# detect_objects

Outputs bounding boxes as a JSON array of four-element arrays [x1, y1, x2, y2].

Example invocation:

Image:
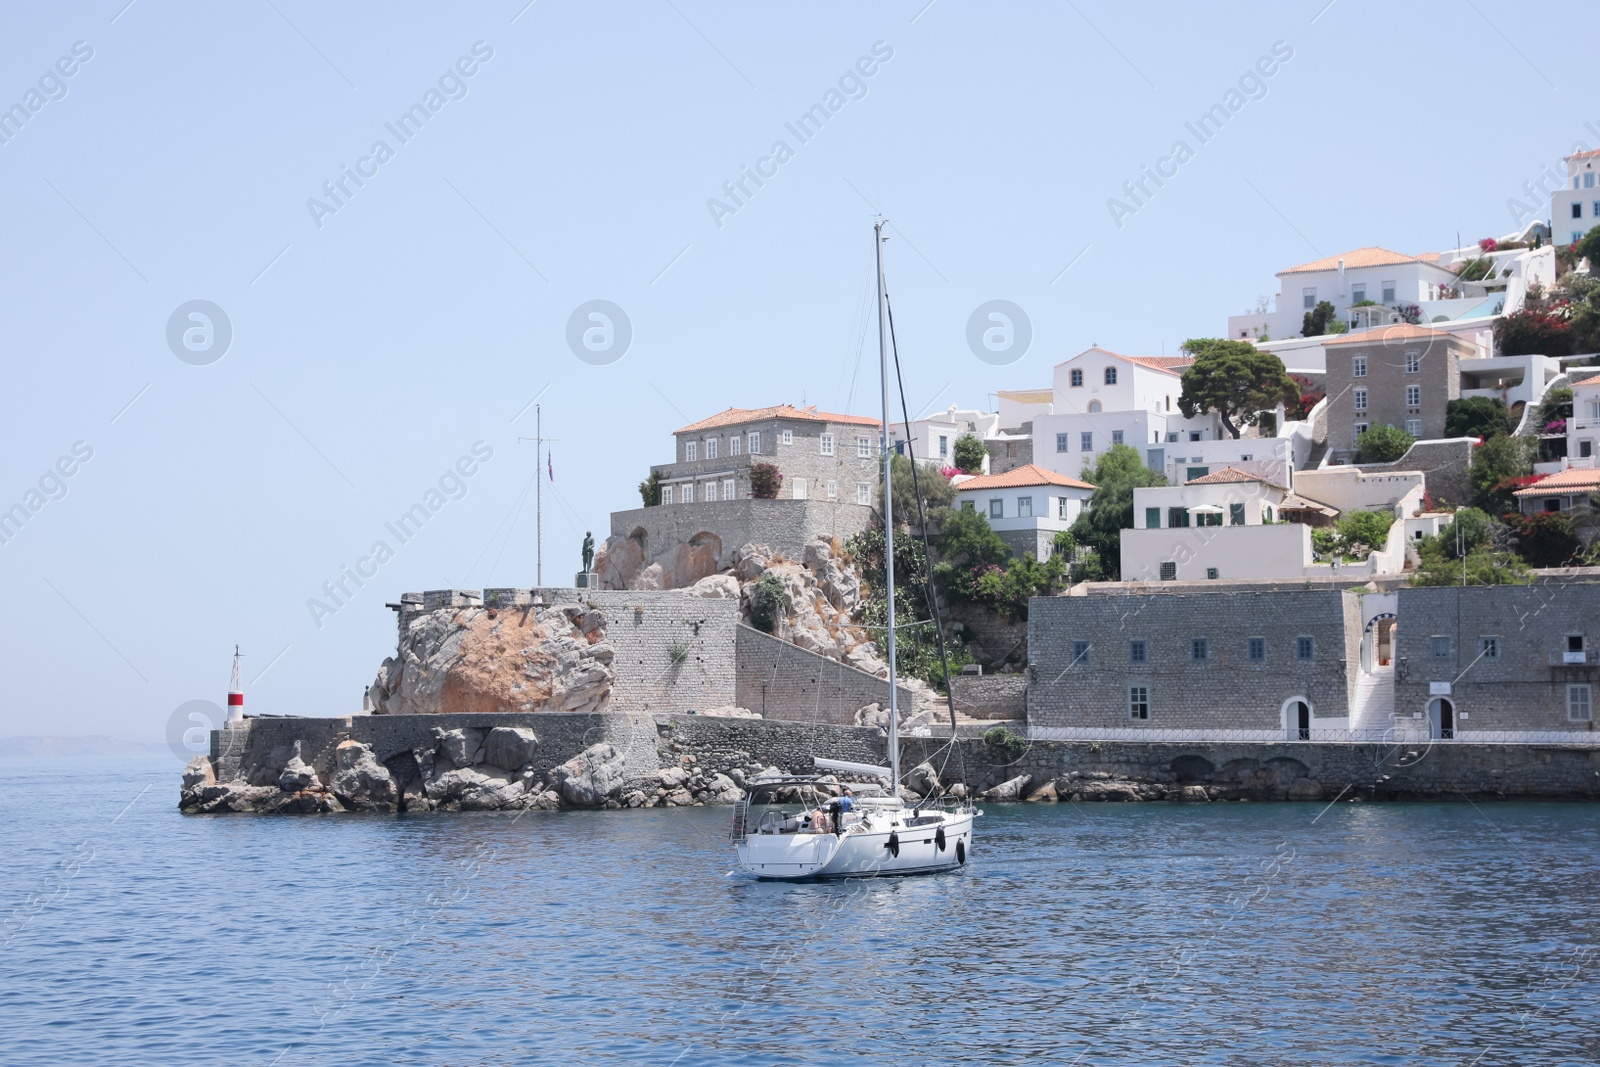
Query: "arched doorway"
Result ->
[[1427, 697, 1455, 740], [1281, 696, 1313, 741]]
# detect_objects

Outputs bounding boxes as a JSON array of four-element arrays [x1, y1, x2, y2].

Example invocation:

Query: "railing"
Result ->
[[1549, 650, 1596, 666]]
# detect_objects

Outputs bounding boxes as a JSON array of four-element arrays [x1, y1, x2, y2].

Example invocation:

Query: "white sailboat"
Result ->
[[731, 221, 979, 879]]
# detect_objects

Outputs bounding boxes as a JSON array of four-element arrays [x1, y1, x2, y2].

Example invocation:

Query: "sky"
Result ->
[[0, 0, 1593, 745]]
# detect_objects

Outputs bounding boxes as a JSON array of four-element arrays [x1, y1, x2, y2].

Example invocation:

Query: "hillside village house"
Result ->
[[1119, 466, 1420, 583], [1514, 467, 1600, 516], [888, 405, 1000, 473], [1321, 325, 1472, 457], [1571, 372, 1600, 468], [953, 464, 1095, 560], [1226, 244, 1554, 345], [1553, 147, 1600, 247], [652, 405, 882, 507]]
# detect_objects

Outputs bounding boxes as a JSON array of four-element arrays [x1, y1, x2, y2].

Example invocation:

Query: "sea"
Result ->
[[2, 752, 1597, 1066]]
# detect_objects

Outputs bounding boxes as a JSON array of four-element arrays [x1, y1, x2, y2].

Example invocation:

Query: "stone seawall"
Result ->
[[185, 713, 1600, 813], [735, 625, 915, 724]]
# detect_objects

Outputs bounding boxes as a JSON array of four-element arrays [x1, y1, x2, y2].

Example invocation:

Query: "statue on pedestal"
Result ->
[[581, 531, 595, 574]]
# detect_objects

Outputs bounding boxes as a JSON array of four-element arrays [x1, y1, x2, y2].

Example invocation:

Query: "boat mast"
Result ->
[[875, 219, 900, 793]]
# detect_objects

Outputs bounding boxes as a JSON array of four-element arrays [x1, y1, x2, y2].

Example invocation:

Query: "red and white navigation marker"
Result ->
[[226, 644, 244, 722]]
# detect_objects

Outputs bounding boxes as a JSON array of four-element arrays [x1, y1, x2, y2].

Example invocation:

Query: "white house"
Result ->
[[888, 405, 1000, 471], [1570, 371, 1600, 468], [1514, 466, 1600, 515], [1120, 467, 1420, 583], [994, 388, 1053, 430], [953, 464, 1095, 560], [1029, 347, 1218, 477], [1228, 247, 1463, 343], [1554, 147, 1600, 248]]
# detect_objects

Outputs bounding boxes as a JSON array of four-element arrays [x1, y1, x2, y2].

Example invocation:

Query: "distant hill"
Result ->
[[0, 735, 168, 758]]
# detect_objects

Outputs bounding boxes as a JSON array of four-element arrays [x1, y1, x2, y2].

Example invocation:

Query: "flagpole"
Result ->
[[537, 403, 543, 586]]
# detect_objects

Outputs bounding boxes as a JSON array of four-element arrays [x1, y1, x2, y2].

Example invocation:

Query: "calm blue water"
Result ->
[[2, 753, 1598, 1066]]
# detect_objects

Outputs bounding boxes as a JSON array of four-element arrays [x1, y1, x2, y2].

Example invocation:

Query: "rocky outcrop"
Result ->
[[369, 602, 615, 716]]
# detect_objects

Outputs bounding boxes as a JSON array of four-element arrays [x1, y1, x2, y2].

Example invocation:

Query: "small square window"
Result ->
[[685, 441, 698, 461], [729, 435, 742, 456], [855, 483, 870, 505], [781, 429, 793, 446], [1229, 503, 1245, 526], [1480, 637, 1499, 660], [1405, 419, 1422, 436], [1574, 203, 1584, 220], [1432, 636, 1450, 658], [1383, 282, 1396, 303], [748, 431, 761, 453], [1070, 369, 1084, 387], [1570, 684, 1593, 722], [1112, 430, 1124, 445], [1057, 497, 1070, 520], [1247, 637, 1265, 662], [1205, 567, 1219, 580], [704, 481, 718, 502], [682, 483, 694, 503], [1159, 562, 1176, 581], [1568, 635, 1585, 652], [1353, 388, 1368, 412], [1129, 686, 1150, 720], [662, 486, 673, 505], [706, 437, 719, 460], [723, 478, 736, 500], [856, 435, 871, 458], [989, 499, 1003, 519], [938, 435, 948, 458], [826, 480, 838, 499], [1405, 351, 1420, 373], [1145, 507, 1161, 528], [1056, 433, 1069, 453], [1072, 640, 1090, 666], [1104, 367, 1118, 385], [1303, 287, 1316, 310], [1018, 496, 1033, 517], [1406, 384, 1421, 408], [1191, 638, 1209, 662], [1296, 636, 1314, 661], [1129, 640, 1147, 664]]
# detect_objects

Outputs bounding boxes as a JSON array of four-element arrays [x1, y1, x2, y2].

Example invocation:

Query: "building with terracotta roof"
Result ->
[[1514, 467, 1600, 516], [952, 464, 1096, 560], [1118, 465, 1421, 583], [887, 405, 1001, 473], [1569, 372, 1600, 469], [650, 404, 883, 508]]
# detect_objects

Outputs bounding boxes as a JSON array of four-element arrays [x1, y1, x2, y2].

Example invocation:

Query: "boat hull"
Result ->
[[736, 811, 975, 880]]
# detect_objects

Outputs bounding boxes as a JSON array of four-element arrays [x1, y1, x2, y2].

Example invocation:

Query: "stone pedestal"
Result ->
[[575, 572, 599, 589]]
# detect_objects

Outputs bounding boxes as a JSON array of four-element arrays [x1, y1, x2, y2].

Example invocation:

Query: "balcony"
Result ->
[[1549, 650, 1595, 666]]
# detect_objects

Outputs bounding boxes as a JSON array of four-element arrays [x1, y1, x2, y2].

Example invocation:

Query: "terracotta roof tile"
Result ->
[[955, 464, 1096, 492], [1572, 373, 1600, 387], [675, 405, 880, 435], [1278, 246, 1426, 275], [1185, 466, 1266, 485], [1567, 148, 1600, 161], [1513, 468, 1600, 497], [1324, 323, 1454, 346]]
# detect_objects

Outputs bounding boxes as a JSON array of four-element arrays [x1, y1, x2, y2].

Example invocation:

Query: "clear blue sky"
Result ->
[[0, 0, 1590, 742]]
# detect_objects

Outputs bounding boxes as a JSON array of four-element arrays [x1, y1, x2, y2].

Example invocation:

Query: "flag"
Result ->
[[547, 450, 554, 482]]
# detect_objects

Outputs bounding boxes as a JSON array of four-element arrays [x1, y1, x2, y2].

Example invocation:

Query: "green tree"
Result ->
[[1335, 509, 1396, 553], [748, 572, 787, 633], [1444, 396, 1510, 439], [638, 471, 662, 507], [1354, 425, 1415, 463], [936, 504, 1011, 567], [1411, 541, 1531, 586], [1067, 444, 1166, 580], [1578, 224, 1600, 271], [1302, 300, 1337, 337], [1502, 511, 1583, 567], [1469, 434, 1534, 513], [889, 453, 954, 530], [951, 433, 987, 475], [1175, 339, 1298, 439]]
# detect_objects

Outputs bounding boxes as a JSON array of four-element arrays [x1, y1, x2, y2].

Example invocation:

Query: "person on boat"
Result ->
[[828, 788, 854, 836], [808, 807, 831, 834]]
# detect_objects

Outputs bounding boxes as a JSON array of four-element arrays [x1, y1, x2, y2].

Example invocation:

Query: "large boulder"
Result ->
[[983, 774, 1032, 801], [330, 740, 398, 811], [482, 727, 538, 771], [551, 742, 627, 807], [182, 756, 215, 792], [687, 574, 740, 599], [906, 761, 941, 797]]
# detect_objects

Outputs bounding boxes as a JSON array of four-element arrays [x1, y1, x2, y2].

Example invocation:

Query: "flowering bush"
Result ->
[[1478, 237, 1498, 253], [1397, 304, 1422, 325], [938, 464, 960, 479], [1545, 418, 1567, 435], [748, 461, 783, 499]]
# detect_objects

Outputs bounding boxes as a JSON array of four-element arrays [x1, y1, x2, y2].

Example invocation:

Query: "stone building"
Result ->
[[1323, 325, 1472, 456], [1391, 582, 1599, 742], [1028, 586, 1359, 741], [652, 404, 882, 507]]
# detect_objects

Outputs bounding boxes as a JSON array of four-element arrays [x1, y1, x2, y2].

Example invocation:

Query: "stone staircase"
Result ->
[[1348, 669, 1396, 740]]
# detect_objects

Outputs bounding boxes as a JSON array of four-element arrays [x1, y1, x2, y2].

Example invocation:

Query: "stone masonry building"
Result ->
[[652, 404, 883, 508], [1324, 324, 1471, 457]]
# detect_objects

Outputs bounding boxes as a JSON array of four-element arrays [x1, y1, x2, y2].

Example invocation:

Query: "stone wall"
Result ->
[[949, 674, 1027, 720], [602, 499, 873, 589], [735, 624, 915, 724], [1393, 582, 1600, 740], [582, 590, 740, 713], [900, 736, 1600, 800], [1350, 438, 1475, 507], [1027, 588, 1355, 738], [987, 437, 1033, 475]]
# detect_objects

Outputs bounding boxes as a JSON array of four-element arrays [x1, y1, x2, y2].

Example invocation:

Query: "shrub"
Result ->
[[1502, 511, 1583, 567], [1494, 310, 1573, 357], [1287, 374, 1325, 420], [1302, 300, 1337, 337], [1397, 304, 1422, 324], [1443, 396, 1509, 439], [667, 640, 690, 663], [1458, 257, 1493, 282], [982, 726, 1029, 763], [1470, 434, 1535, 512], [748, 572, 787, 633], [638, 471, 662, 507], [748, 461, 783, 499], [1354, 425, 1415, 463]]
